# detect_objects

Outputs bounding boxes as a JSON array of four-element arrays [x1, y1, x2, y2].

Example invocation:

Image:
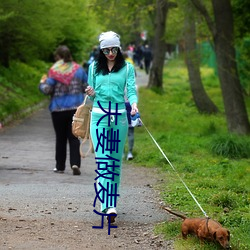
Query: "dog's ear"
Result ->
[[227, 230, 230, 240], [213, 231, 217, 240]]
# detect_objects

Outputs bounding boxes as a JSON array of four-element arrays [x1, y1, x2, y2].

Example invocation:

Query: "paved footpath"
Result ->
[[0, 70, 173, 249]]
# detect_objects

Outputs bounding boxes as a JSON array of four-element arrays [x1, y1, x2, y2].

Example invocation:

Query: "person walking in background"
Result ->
[[134, 44, 144, 69], [83, 46, 99, 73], [123, 51, 134, 67], [88, 46, 99, 64], [123, 51, 137, 160], [143, 44, 152, 74], [125, 101, 135, 160], [39, 45, 88, 175], [85, 31, 138, 223]]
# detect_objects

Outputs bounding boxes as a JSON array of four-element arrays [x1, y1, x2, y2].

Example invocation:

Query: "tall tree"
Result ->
[[184, 1, 218, 114], [191, 0, 250, 134], [148, 0, 176, 89]]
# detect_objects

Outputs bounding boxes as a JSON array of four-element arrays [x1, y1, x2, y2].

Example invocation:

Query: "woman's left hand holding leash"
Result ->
[[85, 86, 96, 97], [131, 103, 138, 116]]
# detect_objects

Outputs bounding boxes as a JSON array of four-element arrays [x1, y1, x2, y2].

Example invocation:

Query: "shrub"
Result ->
[[210, 191, 237, 209], [210, 135, 250, 158]]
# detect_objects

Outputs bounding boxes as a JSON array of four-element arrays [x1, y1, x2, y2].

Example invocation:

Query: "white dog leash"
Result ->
[[139, 118, 209, 218]]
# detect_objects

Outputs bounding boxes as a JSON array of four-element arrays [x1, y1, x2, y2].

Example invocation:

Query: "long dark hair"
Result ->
[[95, 48, 126, 75], [54, 45, 73, 63]]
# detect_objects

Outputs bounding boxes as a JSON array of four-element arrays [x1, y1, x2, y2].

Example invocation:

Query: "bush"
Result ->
[[210, 134, 250, 159], [0, 60, 49, 123], [210, 191, 237, 209]]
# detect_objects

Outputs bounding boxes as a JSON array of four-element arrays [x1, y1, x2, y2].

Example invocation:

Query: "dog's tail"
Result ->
[[162, 206, 187, 220]]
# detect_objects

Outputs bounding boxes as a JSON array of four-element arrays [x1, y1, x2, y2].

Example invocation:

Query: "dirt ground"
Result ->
[[0, 70, 174, 250]]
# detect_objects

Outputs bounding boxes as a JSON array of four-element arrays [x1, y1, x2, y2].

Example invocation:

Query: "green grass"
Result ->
[[0, 60, 50, 123], [129, 58, 250, 250]]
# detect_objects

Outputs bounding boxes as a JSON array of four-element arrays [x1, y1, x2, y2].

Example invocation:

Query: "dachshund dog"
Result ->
[[162, 207, 231, 249]]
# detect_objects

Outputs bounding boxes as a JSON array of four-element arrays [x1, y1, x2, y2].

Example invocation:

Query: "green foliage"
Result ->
[[0, 0, 100, 66], [165, 0, 213, 45], [210, 134, 250, 159], [129, 58, 250, 249], [165, 2, 184, 44], [232, 0, 250, 39], [210, 191, 238, 209], [91, 0, 155, 46], [0, 60, 49, 122], [236, 37, 250, 95]]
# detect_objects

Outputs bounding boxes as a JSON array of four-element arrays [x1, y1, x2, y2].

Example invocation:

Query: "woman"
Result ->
[[39, 45, 88, 175], [86, 31, 138, 223]]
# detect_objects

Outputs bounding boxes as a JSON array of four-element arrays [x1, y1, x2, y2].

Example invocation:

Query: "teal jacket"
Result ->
[[87, 62, 138, 110]]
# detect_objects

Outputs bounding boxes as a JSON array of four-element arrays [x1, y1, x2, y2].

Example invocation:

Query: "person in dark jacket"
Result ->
[[143, 44, 152, 74]]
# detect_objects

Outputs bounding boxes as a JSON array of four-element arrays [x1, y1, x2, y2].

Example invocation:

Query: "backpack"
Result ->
[[72, 95, 93, 158]]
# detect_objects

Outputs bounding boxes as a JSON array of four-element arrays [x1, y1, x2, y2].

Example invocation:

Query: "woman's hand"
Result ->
[[131, 103, 138, 116], [40, 74, 47, 83], [85, 86, 96, 97]]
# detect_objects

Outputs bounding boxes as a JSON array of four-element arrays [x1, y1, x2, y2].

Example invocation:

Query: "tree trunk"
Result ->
[[212, 0, 250, 134], [147, 0, 169, 90], [184, 4, 218, 114], [191, 0, 250, 134]]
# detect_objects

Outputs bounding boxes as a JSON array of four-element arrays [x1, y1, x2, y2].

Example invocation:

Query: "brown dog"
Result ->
[[162, 207, 231, 249]]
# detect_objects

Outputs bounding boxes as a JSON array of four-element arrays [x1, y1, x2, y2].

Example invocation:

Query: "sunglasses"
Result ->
[[102, 47, 119, 55]]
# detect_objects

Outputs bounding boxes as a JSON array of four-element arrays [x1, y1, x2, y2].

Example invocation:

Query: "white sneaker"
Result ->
[[106, 207, 117, 223], [127, 152, 133, 160], [53, 168, 64, 173]]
